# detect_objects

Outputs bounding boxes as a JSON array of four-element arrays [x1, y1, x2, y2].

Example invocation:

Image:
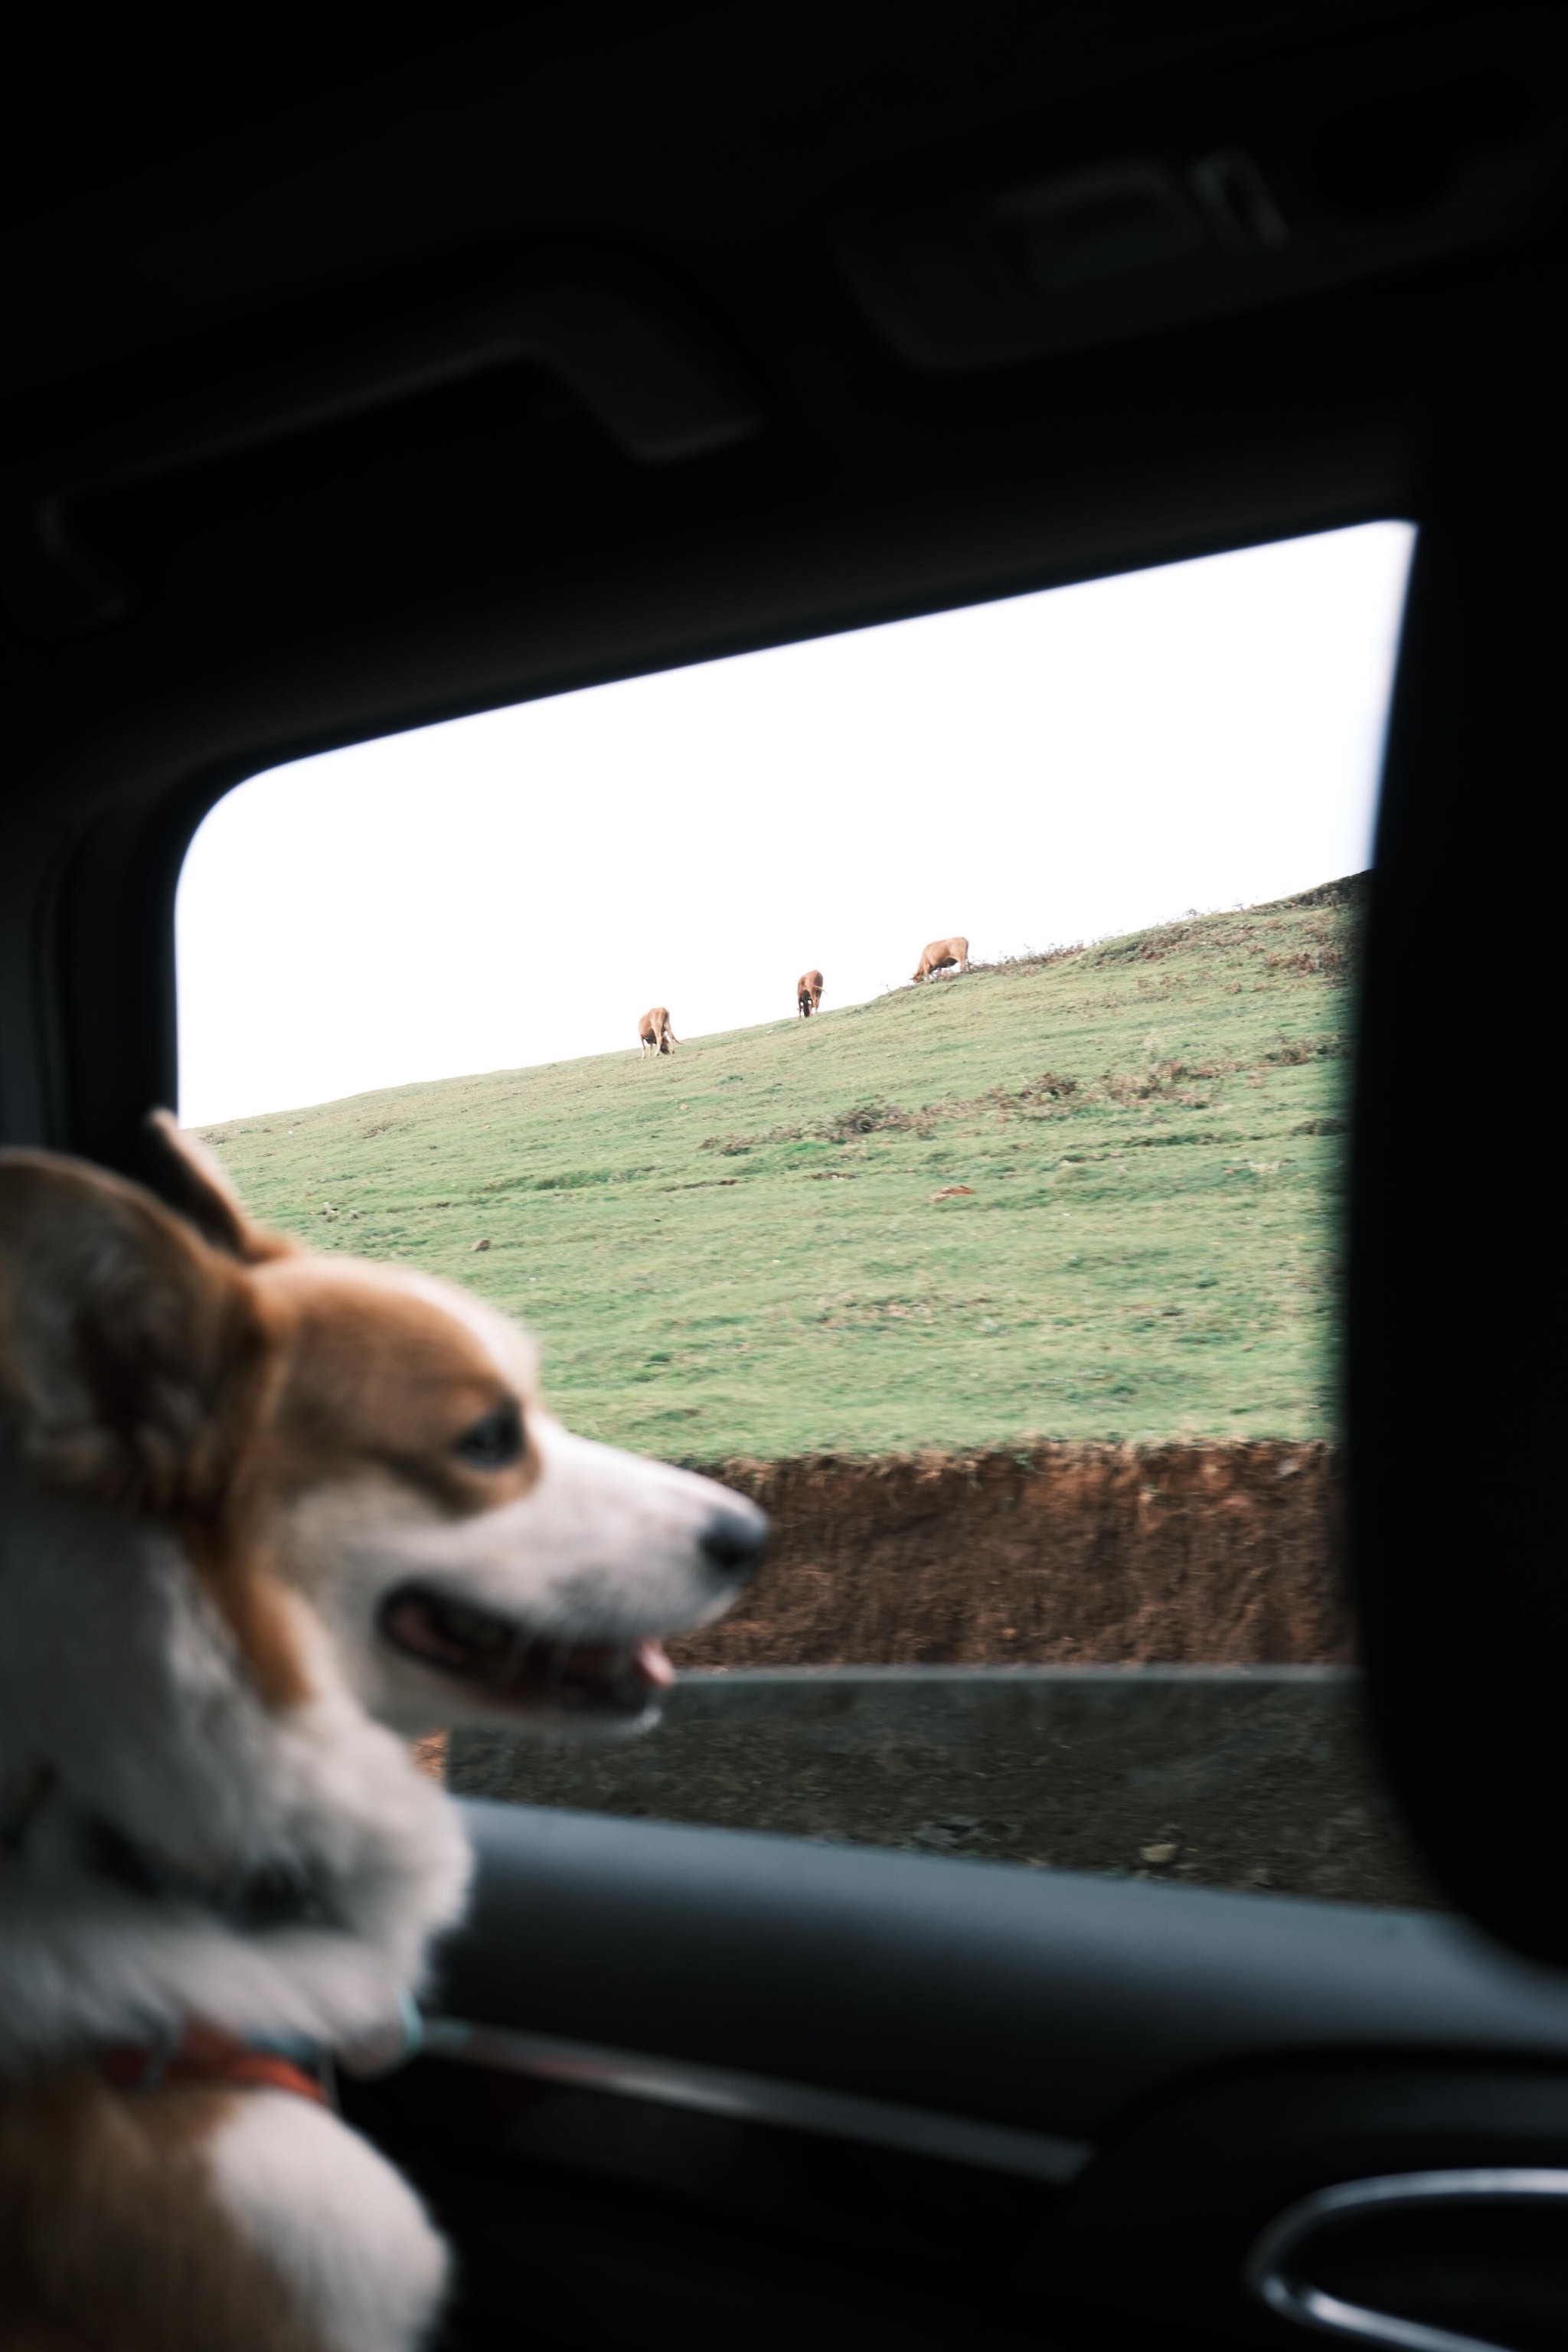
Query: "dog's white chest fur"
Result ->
[[211, 2092, 451, 2352]]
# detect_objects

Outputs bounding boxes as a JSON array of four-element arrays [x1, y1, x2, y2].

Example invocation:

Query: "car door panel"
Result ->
[[344, 1801, 1568, 2347]]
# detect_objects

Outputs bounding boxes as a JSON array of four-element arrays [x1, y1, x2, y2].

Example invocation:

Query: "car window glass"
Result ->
[[178, 521, 1426, 1904]]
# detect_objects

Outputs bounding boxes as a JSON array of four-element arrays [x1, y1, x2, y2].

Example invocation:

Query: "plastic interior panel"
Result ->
[[437, 1802, 1568, 2145]]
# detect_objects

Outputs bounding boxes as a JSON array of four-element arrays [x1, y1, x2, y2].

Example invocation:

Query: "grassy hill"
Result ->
[[198, 878, 1361, 1458]]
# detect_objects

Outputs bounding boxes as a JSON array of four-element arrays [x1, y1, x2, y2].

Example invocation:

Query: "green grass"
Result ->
[[199, 878, 1360, 1458]]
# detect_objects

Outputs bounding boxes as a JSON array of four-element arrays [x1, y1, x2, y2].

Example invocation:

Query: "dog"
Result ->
[[0, 1112, 766, 2351]]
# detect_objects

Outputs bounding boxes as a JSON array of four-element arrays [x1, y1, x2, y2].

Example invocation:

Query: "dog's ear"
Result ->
[[137, 1108, 296, 1265], [0, 1150, 273, 1513]]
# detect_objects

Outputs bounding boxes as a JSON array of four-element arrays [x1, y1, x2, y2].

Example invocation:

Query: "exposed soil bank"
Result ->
[[670, 1441, 1349, 1670]]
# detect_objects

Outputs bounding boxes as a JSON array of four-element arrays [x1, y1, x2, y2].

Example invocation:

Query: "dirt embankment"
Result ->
[[669, 1441, 1349, 1669]]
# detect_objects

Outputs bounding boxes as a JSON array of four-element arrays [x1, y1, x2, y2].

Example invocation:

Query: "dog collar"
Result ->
[[102, 2019, 333, 2108], [100, 1989, 424, 2105]]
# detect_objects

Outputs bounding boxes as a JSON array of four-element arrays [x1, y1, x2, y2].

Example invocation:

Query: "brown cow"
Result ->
[[912, 936, 969, 982], [639, 1006, 678, 1057], [796, 969, 824, 1018]]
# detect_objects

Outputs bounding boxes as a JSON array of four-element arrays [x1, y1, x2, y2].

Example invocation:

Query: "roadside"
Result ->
[[448, 1666, 1435, 1907], [670, 1439, 1348, 1668], [440, 1442, 1419, 1906]]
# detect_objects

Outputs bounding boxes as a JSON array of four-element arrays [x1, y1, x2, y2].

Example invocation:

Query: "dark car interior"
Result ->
[[3, 3, 1566, 2344]]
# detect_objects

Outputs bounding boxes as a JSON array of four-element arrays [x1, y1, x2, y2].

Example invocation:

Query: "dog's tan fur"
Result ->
[[0, 2074, 322, 2352]]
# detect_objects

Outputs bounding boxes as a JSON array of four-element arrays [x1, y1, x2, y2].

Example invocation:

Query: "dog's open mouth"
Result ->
[[379, 1584, 675, 1716]]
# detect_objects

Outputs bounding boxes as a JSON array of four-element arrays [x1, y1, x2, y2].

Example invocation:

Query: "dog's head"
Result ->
[[0, 1116, 765, 1734]]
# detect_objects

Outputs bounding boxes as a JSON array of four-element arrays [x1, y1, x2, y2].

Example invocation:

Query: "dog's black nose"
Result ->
[[699, 1506, 768, 1581]]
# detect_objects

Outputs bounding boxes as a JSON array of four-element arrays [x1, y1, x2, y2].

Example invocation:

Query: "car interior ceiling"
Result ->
[[2, 2, 1565, 2345]]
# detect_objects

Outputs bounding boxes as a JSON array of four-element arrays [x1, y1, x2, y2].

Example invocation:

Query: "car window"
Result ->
[[177, 521, 1426, 1905]]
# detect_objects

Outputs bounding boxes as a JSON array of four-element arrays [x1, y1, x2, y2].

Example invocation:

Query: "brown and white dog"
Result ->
[[0, 1114, 765, 2351]]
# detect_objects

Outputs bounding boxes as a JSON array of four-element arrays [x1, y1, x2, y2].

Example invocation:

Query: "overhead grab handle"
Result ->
[[5, 277, 767, 628]]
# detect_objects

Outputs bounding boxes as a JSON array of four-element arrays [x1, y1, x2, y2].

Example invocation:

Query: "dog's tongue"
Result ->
[[634, 1638, 676, 1688]]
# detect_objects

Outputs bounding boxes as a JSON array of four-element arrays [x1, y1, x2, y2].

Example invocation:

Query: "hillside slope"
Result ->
[[199, 877, 1361, 1455]]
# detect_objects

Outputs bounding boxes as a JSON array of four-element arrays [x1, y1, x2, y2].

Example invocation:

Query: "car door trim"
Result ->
[[420, 2013, 1094, 2186]]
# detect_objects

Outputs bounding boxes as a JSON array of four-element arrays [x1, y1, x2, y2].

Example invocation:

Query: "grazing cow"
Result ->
[[639, 1006, 678, 1057], [912, 935, 969, 982], [797, 969, 824, 1018]]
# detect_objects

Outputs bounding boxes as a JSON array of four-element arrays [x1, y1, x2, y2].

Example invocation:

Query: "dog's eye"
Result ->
[[453, 1403, 524, 1471]]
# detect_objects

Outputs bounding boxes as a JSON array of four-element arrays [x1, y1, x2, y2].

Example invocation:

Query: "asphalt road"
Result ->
[[446, 1666, 1438, 1908]]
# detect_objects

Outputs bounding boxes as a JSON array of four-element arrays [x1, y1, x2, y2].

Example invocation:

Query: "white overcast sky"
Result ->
[[177, 521, 1413, 1128]]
